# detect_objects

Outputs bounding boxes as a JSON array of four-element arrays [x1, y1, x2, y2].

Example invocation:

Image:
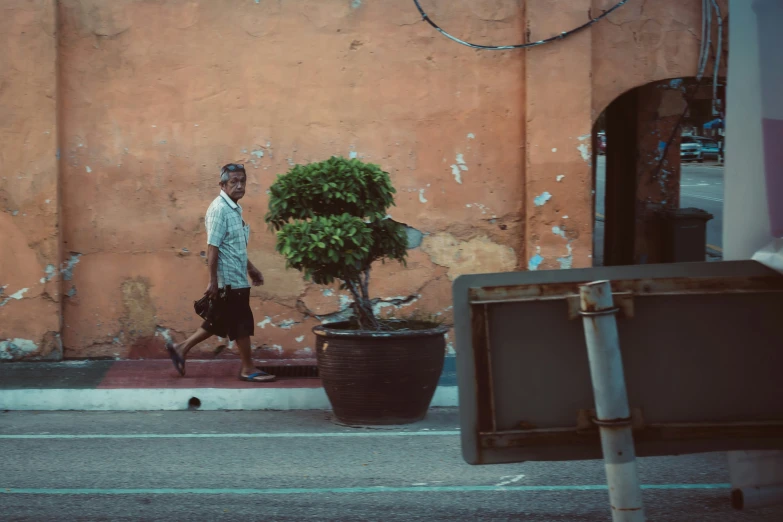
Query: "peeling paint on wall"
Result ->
[[373, 295, 419, 315], [556, 175, 565, 182], [534, 192, 552, 206], [0, 338, 38, 360], [0, 288, 29, 307], [154, 326, 173, 344], [557, 244, 574, 269], [418, 188, 428, 203], [61, 254, 81, 281], [552, 226, 566, 238], [257, 316, 273, 328], [577, 143, 591, 163], [404, 226, 424, 249], [39, 264, 57, 284], [450, 153, 468, 184], [278, 319, 299, 329], [528, 247, 544, 271]]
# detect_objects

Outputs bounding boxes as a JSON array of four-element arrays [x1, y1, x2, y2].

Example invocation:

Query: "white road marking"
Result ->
[[0, 431, 461, 440], [0, 484, 732, 496], [496, 474, 525, 487], [681, 194, 723, 203]]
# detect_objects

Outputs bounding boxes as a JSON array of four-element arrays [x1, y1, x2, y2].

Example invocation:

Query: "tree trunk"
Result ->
[[346, 277, 379, 330]]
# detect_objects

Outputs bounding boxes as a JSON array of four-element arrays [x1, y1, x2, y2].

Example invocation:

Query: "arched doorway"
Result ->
[[592, 77, 726, 266]]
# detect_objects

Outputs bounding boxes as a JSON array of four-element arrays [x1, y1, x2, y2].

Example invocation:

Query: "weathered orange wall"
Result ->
[[1, 0, 727, 360], [523, 0, 728, 273], [0, 0, 61, 360], [56, 0, 525, 359]]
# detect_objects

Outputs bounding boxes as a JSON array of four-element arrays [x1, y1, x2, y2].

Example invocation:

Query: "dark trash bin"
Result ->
[[660, 207, 714, 263]]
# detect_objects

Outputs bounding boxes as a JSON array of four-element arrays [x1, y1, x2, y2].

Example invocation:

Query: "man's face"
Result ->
[[221, 170, 247, 201]]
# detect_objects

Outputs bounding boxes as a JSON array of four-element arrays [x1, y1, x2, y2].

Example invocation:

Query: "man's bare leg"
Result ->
[[236, 336, 275, 382], [175, 327, 213, 359]]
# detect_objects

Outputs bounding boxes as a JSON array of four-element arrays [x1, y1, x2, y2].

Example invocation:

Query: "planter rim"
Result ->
[[313, 321, 449, 339]]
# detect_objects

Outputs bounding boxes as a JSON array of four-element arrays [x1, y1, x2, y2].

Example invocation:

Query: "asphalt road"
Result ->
[[2, 410, 781, 521], [594, 156, 724, 264]]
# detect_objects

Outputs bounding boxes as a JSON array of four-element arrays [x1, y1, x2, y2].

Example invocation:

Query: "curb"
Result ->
[[0, 386, 459, 412]]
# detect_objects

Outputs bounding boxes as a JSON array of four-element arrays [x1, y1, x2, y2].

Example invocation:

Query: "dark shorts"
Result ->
[[201, 288, 254, 341]]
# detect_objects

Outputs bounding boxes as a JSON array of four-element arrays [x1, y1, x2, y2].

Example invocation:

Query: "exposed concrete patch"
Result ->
[[372, 295, 419, 317], [421, 233, 517, 281], [404, 225, 424, 249], [0, 338, 38, 360], [121, 278, 157, 339], [0, 332, 62, 361]]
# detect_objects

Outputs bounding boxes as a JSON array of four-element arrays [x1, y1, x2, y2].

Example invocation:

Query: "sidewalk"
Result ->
[[0, 357, 458, 411]]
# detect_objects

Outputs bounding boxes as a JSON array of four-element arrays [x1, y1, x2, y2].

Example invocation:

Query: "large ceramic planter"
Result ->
[[313, 321, 449, 425]]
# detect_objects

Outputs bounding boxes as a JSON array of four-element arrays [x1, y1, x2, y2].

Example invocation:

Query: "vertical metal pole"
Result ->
[[579, 280, 645, 522]]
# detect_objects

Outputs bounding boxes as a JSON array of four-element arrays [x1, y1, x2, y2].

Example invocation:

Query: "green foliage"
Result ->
[[265, 156, 408, 294], [265, 156, 397, 229]]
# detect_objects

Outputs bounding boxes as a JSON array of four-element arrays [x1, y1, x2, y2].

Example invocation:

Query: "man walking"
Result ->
[[166, 163, 275, 383]]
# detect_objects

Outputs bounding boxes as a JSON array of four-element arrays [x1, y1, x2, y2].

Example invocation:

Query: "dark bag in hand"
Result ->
[[194, 286, 229, 321]]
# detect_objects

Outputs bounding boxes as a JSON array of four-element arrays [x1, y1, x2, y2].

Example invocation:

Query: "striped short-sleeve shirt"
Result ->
[[205, 191, 250, 289]]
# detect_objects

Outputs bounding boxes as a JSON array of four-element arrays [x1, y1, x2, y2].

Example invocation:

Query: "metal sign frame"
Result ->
[[453, 261, 783, 465]]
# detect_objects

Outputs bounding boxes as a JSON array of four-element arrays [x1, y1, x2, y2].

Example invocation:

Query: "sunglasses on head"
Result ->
[[223, 164, 245, 172]]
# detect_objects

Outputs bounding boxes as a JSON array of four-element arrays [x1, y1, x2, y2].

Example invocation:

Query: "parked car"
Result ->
[[692, 136, 722, 161], [680, 135, 704, 162]]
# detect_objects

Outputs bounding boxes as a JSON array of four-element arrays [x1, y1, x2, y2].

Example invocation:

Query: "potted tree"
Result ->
[[265, 156, 448, 425]]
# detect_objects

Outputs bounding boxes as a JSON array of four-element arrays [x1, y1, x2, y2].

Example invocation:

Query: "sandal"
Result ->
[[166, 342, 186, 376], [239, 371, 276, 383]]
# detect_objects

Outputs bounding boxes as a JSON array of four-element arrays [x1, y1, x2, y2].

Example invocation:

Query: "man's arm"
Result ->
[[247, 259, 264, 286], [206, 245, 220, 298], [204, 205, 226, 299]]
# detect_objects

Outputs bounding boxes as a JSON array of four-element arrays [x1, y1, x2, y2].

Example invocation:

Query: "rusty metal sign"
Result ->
[[453, 261, 783, 465]]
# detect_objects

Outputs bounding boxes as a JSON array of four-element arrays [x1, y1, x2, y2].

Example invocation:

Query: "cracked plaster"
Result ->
[[1, 0, 719, 360]]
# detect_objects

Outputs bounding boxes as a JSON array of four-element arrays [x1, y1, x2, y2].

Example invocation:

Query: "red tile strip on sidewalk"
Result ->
[[97, 360, 322, 389]]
